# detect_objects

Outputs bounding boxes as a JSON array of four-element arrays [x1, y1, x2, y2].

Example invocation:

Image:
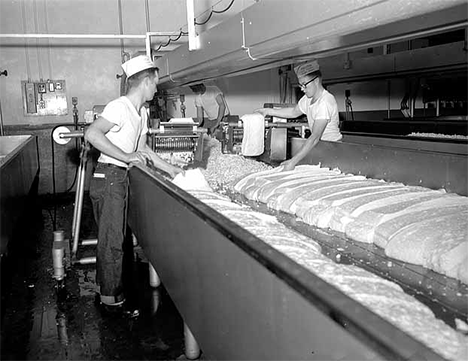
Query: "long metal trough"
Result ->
[[0, 135, 40, 255], [127, 165, 446, 360]]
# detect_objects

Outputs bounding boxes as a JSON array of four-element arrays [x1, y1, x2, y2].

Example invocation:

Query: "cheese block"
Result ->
[[306, 185, 405, 228], [289, 177, 368, 214], [328, 188, 420, 233], [235, 165, 327, 194], [404, 193, 468, 211], [384, 211, 468, 268], [426, 239, 468, 280], [373, 197, 468, 248], [350, 188, 438, 219], [257, 171, 344, 203], [233, 167, 282, 192], [244, 168, 338, 201], [344, 192, 447, 244], [267, 174, 350, 212], [293, 179, 377, 219]]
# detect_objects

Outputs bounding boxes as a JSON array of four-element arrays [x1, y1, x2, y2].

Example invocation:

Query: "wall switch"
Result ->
[[38, 83, 46, 93], [25, 82, 37, 114]]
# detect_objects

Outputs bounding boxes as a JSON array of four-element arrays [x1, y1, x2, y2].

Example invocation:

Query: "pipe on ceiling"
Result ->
[[0, 33, 179, 39]]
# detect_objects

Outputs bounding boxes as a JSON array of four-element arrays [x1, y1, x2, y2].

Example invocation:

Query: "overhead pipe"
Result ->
[[1, 32, 187, 63], [0, 32, 183, 39]]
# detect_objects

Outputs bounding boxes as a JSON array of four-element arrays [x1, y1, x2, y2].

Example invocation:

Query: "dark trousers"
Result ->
[[89, 162, 128, 301]]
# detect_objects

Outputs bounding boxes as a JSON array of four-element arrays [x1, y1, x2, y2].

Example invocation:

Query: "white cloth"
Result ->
[[194, 85, 230, 120], [241, 113, 265, 157], [98, 96, 148, 168], [298, 90, 342, 141]]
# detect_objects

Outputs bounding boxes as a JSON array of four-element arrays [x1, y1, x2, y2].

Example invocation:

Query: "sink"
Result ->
[[0, 135, 32, 155], [0, 135, 33, 166]]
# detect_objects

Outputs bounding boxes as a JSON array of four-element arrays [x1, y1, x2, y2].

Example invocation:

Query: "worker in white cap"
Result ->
[[256, 59, 342, 171], [85, 55, 184, 315]]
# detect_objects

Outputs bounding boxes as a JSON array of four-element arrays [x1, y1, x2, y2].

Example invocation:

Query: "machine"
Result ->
[[149, 119, 206, 166], [220, 104, 308, 162]]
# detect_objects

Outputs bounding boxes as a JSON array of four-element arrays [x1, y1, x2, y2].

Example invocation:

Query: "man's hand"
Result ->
[[128, 151, 149, 165], [209, 122, 222, 137], [254, 108, 270, 117], [169, 166, 185, 179], [280, 159, 296, 172]]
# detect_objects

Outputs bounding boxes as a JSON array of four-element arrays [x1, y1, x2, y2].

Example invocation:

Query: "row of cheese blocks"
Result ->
[[181, 185, 467, 361], [233, 165, 468, 284]]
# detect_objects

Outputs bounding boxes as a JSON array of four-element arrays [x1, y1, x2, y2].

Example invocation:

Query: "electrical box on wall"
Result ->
[[21, 80, 68, 116]]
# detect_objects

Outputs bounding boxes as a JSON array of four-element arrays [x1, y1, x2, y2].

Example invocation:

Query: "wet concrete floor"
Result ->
[[1, 192, 189, 360]]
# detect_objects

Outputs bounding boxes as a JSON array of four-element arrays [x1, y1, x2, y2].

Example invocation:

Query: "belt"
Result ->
[[98, 162, 128, 171]]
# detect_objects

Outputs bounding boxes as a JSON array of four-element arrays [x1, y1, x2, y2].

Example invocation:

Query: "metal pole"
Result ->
[[149, 263, 161, 288], [72, 144, 88, 255], [0, 69, 7, 135], [184, 322, 200, 360], [71, 153, 83, 241], [0, 98, 4, 136]]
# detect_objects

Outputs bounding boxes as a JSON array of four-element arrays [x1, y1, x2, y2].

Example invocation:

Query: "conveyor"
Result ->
[[127, 133, 467, 360]]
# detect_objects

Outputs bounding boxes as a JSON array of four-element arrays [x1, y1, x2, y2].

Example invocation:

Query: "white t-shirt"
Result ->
[[98, 96, 149, 168], [194, 85, 230, 120], [298, 90, 342, 141]]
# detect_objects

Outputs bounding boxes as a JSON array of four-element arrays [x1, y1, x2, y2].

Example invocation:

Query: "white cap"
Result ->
[[294, 59, 320, 78], [121, 55, 156, 78]]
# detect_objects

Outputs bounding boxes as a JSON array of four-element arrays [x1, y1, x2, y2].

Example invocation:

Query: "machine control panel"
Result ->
[[21, 80, 68, 116]]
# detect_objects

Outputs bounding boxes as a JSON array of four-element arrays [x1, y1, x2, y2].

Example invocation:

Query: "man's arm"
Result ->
[[255, 105, 303, 119], [138, 133, 184, 178], [84, 116, 146, 165], [281, 118, 328, 171], [214, 94, 227, 124], [196, 106, 204, 125]]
